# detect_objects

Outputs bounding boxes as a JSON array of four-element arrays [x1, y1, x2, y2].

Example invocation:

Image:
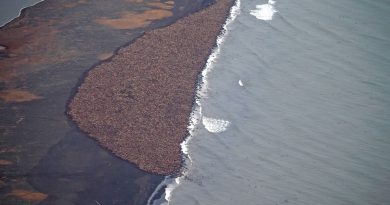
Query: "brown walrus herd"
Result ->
[[69, 0, 235, 175]]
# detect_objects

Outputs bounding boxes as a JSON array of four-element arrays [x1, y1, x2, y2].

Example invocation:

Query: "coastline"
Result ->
[[69, 0, 235, 175], [148, 0, 241, 203]]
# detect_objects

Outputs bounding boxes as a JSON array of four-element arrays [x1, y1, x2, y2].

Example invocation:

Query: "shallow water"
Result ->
[[0, 0, 43, 26], [156, 0, 390, 204]]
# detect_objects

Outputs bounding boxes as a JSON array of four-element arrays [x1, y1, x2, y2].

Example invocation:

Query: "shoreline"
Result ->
[[148, 0, 241, 202], [69, 0, 235, 175]]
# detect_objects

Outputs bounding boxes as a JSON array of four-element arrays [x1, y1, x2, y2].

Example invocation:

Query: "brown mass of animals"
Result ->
[[69, 0, 234, 175]]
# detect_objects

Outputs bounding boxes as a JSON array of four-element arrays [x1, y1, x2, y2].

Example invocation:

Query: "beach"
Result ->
[[0, 0, 232, 204]]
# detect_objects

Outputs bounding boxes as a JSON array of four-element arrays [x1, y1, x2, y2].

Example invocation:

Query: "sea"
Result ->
[[2, 0, 390, 204], [149, 0, 390, 204], [0, 0, 43, 26]]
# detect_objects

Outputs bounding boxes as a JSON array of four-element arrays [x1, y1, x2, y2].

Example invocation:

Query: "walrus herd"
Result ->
[[69, 0, 234, 175]]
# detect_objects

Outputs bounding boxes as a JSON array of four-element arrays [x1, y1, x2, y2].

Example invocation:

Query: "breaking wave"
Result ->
[[250, 0, 277, 21], [202, 117, 230, 133]]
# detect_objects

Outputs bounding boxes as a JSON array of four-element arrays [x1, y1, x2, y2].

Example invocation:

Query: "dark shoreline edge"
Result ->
[[68, 0, 235, 175]]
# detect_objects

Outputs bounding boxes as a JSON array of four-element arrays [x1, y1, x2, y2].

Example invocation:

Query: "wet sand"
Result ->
[[0, 0, 209, 204], [69, 0, 234, 175]]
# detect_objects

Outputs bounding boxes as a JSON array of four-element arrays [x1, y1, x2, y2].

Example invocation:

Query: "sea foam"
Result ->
[[202, 117, 231, 133], [250, 0, 277, 21]]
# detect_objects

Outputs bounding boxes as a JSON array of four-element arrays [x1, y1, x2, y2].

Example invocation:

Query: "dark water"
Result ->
[[157, 0, 390, 204], [28, 127, 162, 205], [0, 0, 43, 26]]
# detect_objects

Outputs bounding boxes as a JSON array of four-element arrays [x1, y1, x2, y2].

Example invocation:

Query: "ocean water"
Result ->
[[150, 0, 390, 204], [0, 0, 43, 26]]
